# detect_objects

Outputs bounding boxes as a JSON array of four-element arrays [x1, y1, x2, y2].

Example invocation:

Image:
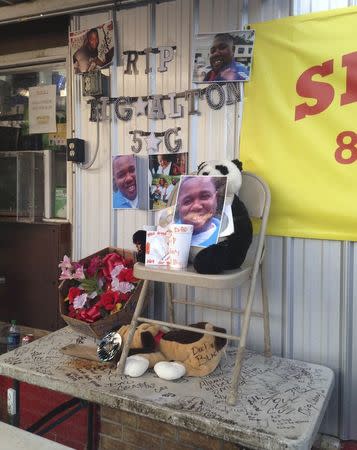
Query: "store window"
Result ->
[[0, 63, 67, 221]]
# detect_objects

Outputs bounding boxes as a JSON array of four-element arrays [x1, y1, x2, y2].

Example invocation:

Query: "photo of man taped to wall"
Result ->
[[70, 20, 114, 74], [192, 30, 255, 83]]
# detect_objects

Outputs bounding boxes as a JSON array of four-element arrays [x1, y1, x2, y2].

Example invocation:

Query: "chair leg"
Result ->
[[227, 344, 245, 406], [166, 282, 174, 323], [117, 279, 150, 374], [261, 262, 272, 357], [227, 264, 259, 405]]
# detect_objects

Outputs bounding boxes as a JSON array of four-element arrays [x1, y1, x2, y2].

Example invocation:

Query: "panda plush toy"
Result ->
[[192, 159, 253, 274]]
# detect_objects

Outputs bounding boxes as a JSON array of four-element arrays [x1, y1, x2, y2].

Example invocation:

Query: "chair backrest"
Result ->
[[239, 172, 270, 220], [239, 172, 271, 268]]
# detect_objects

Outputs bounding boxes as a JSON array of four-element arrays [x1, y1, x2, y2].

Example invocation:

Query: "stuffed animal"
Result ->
[[132, 230, 146, 263], [192, 159, 253, 274], [118, 322, 227, 380]]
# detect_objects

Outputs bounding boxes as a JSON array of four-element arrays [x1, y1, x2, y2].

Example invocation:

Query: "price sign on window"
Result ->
[[29, 84, 57, 134]]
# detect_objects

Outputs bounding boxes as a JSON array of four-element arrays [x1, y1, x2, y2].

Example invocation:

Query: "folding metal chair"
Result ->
[[117, 171, 271, 405]]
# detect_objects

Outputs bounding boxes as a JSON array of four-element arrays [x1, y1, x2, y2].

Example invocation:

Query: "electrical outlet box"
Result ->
[[82, 71, 109, 97], [66, 138, 85, 163], [7, 388, 16, 416]]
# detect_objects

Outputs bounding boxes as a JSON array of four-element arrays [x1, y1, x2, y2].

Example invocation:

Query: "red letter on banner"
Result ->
[[295, 60, 334, 121], [341, 52, 357, 106]]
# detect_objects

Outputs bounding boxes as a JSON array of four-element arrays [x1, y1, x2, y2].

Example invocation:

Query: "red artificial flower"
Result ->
[[118, 268, 137, 283], [76, 305, 101, 323], [67, 304, 77, 318], [77, 309, 89, 322], [98, 290, 120, 311], [86, 305, 102, 322], [86, 255, 102, 277], [118, 291, 131, 303], [68, 287, 83, 304], [102, 253, 125, 280], [123, 258, 134, 268]]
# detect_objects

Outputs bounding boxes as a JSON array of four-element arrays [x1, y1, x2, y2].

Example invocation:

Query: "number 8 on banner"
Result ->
[[335, 131, 357, 164]]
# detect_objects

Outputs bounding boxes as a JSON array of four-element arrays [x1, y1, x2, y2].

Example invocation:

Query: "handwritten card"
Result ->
[[145, 230, 170, 266]]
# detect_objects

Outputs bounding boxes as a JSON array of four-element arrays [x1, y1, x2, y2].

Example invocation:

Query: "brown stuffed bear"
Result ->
[[118, 322, 227, 379]]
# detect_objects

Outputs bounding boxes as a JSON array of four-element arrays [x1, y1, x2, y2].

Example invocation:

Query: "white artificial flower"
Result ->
[[73, 293, 88, 309], [117, 281, 134, 294]]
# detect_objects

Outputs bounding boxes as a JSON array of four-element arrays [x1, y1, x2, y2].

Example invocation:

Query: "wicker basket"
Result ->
[[59, 247, 146, 339]]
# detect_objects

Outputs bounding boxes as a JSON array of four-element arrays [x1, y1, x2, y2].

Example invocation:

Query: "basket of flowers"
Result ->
[[58, 247, 145, 339]]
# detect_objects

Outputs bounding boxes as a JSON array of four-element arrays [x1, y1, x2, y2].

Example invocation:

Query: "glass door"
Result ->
[[0, 63, 67, 221]]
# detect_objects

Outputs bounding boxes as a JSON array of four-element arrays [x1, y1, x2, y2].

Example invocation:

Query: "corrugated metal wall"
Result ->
[[71, 0, 357, 440]]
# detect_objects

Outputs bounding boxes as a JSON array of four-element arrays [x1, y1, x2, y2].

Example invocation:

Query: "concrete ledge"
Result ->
[[0, 421, 74, 450], [0, 327, 335, 449]]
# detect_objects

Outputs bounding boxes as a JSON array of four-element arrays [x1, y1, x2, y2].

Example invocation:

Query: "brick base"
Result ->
[[0, 376, 99, 450], [99, 406, 245, 450]]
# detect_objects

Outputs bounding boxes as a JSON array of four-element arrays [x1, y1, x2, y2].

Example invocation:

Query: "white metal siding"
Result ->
[[71, 0, 357, 440]]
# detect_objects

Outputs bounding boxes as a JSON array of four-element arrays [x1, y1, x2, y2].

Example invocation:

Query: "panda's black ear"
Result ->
[[232, 159, 243, 172], [197, 161, 207, 172]]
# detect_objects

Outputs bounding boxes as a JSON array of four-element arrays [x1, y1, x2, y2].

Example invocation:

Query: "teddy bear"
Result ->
[[191, 159, 253, 274], [117, 322, 227, 380]]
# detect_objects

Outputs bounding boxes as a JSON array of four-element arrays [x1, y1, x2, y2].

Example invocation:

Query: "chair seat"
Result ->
[[133, 262, 252, 289]]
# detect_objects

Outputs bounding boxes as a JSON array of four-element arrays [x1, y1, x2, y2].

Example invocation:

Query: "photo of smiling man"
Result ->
[[112, 155, 138, 209], [70, 20, 114, 75], [174, 175, 227, 247], [192, 30, 255, 83]]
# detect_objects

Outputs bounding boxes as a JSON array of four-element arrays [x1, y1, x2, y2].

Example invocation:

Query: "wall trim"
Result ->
[[0, 46, 67, 69], [0, 0, 174, 26]]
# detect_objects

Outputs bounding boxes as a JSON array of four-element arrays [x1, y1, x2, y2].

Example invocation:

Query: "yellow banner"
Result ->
[[240, 7, 357, 241]]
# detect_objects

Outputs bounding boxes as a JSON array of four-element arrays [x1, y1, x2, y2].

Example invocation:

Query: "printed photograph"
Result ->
[[112, 154, 138, 209], [149, 153, 187, 177], [150, 175, 180, 211], [173, 175, 227, 248], [192, 30, 255, 83], [70, 20, 115, 74]]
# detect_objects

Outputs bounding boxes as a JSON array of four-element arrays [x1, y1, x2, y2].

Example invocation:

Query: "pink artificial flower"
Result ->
[[59, 255, 75, 280], [59, 268, 74, 281], [58, 257, 85, 281], [59, 255, 72, 271], [73, 265, 85, 280]]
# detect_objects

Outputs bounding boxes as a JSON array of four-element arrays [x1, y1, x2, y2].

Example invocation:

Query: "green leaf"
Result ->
[[99, 307, 109, 318], [79, 277, 99, 293]]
